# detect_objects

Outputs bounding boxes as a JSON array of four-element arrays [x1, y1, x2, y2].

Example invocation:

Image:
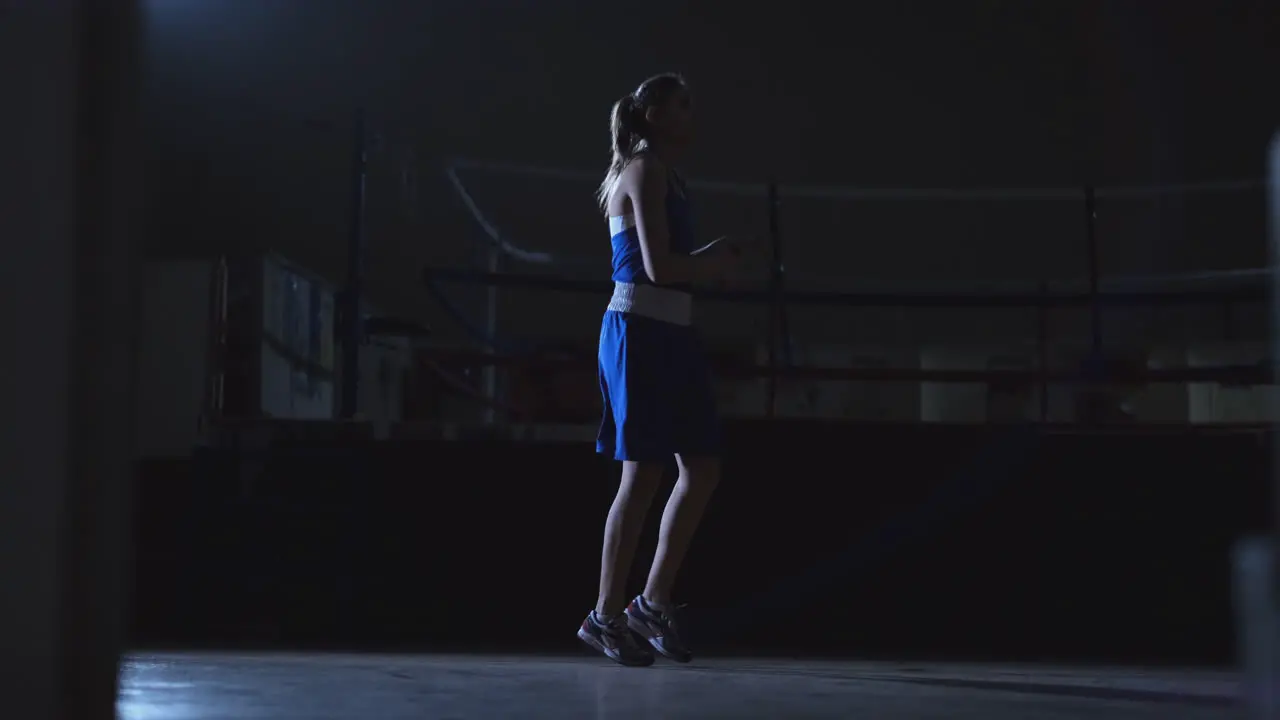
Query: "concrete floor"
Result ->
[[119, 652, 1240, 719]]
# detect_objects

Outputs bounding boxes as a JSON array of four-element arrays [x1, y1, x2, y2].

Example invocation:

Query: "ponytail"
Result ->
[[597, 94, 641, 212], [596, 73, 687, 213]]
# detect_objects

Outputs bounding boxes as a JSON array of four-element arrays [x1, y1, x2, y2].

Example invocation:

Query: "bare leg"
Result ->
[[643, 454, 721, 606], [596, 461, 664, 617]]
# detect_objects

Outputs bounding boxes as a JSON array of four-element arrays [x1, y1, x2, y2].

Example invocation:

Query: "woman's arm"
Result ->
[[628, 157, 728, 286], [693, 236, 770, 288]]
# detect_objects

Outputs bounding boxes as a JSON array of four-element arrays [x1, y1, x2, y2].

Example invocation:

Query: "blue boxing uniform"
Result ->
[[596, 167, 721, 462]]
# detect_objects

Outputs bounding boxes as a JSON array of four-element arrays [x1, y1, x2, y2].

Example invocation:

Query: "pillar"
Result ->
[[0, 2, 141, 718]]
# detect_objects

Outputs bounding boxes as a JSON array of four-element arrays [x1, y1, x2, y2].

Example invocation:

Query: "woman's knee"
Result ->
[[674, 454, 721, 489], [619, 460, 665, 499]]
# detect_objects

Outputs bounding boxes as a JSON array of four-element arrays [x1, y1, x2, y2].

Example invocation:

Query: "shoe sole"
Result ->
[[577, 627, 654, 667], [625, 612, 693, 663]]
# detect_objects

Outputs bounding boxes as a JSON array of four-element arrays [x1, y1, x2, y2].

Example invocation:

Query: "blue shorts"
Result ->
[[596, 310, 721, 462]]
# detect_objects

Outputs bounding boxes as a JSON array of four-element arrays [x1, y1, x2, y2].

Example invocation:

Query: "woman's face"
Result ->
[[650, 86, 694, 145]]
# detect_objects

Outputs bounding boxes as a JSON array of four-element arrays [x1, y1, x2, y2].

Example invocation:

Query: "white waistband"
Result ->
[[607, 282, 692, 326]]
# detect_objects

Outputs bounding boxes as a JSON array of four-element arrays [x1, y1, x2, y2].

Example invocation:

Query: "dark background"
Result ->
[[143, 0, 1279, 344], [127, 0, 1279, 666]]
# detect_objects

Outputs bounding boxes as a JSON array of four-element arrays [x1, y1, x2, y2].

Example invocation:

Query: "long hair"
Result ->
[[596, 73, 687, 213]]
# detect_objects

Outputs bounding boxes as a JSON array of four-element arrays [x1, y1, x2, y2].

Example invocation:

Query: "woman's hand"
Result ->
[[718, 236, 771, 286]]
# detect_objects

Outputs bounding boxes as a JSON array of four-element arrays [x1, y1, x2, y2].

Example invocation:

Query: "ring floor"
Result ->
[[119, 652, 1240, 719]]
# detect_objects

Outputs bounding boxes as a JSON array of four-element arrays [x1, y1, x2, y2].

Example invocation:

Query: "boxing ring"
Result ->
[[425, 156, 1269, 426], [139, 115, 1279, 720]]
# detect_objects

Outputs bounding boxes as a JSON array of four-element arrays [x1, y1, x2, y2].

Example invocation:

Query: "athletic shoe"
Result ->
[[625, 595, 693, 663], [577, 610, 655, 667]]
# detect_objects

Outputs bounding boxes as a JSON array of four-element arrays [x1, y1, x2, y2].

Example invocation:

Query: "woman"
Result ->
[[577, 73, 749, 666]]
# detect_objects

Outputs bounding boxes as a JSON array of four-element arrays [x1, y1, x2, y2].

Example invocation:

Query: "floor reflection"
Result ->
[[117, 652, 1240, 720]]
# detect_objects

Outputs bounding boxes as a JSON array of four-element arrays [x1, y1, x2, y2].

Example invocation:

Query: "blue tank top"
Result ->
[[608, 168, 695, 285]]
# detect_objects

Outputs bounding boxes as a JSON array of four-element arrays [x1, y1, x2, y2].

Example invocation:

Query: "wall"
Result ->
[[1189, 344, 1272, 423], [135, 260, 214, 456]]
